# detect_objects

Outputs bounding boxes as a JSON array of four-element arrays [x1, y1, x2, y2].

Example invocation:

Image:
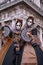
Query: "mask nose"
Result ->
[[27, 22, 32, 26]]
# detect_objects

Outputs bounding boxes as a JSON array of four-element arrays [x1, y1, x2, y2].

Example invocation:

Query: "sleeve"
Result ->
[[32, 43, 43, 65]]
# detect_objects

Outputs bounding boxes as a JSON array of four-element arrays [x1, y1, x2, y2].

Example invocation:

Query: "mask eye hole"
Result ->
[[28, 19, 32, 22], [16, 22, 22, 30], [26, 16, 34, 27], [27, 19, 32, 26], [16, 22, 21, 26], [16, 23, 21, 28], [27, 18, 33, 27]]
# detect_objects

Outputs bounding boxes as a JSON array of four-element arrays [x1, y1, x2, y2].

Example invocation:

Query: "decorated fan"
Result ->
[[21, 28, 32, 43], [2, 26, 11, 37]]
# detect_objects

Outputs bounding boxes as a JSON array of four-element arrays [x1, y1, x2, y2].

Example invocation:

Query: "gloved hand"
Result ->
[[26, 32, 41, 46]]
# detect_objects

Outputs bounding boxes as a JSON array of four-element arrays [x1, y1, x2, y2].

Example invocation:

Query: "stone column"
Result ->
[[6, 13, 8, 18], [11, 19, 15, 30], [2, 14, 4, 20], [34, 0, 40, 7], [39, 27, 43, 46]]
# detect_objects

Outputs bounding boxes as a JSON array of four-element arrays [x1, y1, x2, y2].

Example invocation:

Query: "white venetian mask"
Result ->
[[16, 22, 21, 30], [27, 19, 32, 26]]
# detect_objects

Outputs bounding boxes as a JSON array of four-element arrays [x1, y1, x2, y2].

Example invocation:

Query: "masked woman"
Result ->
[[1, 18, 43, 65]]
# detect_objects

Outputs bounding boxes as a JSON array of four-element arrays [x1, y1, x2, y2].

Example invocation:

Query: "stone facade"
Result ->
[[0, 1, 43, 49]]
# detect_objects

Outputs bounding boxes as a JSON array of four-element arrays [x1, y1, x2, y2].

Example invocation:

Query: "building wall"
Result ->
[[34, 0, 40, 7], [0, 4, 43, 49], [40, 3, 43, 10], [0, 0, 43, 10]]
